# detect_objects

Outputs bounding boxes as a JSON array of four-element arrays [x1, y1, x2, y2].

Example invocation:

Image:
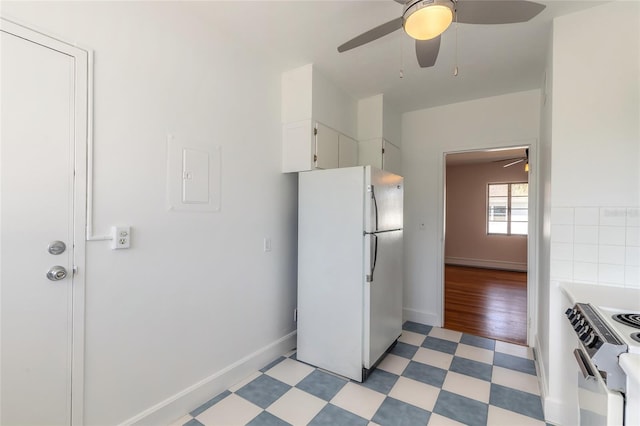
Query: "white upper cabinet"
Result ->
[[358, 138, 401, 176], [281, 64, 358, 173], [315, 123, 339, 170], [282, 119, 314, 173], [281, 67, 402, 174], [382, 140, 401, 175], [356, 95, 402, 176], [338, 134, 358, 168]]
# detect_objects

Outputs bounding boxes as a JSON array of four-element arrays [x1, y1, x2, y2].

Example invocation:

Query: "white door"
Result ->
[[1, 21, 87, 426]]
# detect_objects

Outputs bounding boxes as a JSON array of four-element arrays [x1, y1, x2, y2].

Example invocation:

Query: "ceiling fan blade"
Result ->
[[338, 17, 403, 53], [415, 36, 441, 68], [503, 159, 525, 168], [455, 0, 546, 25], [492, 156, 520, 162]]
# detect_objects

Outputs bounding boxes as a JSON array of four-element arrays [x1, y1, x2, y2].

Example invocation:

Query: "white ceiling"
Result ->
[[204, 0, 603, 113]]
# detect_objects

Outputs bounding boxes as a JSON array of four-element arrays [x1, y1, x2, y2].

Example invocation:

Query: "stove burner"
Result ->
[[632, 332, 640, 343], [612, 313, 640, 329]]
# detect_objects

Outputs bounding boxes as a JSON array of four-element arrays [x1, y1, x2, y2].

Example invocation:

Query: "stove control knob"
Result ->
[[587, 334, 599, 348], [579, 327, 591, 341], [574, 319, 585, 331], [571, 314, 582, 326], [584, 333, 595, 346], [565, 308, 575, 319]]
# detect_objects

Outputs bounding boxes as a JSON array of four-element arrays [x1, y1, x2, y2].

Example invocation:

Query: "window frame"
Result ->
[[487, 182, 529, 236]]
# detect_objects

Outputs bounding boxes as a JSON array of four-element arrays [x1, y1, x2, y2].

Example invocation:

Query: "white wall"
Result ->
[[357, 94, 401, 146], [536, 20, 555, 423], [402, 90, 540, 326], [382, 99, 401, 147], [312, 66, 358, 139], [2, 2, 298, 425], [542, 2, 640, 424]]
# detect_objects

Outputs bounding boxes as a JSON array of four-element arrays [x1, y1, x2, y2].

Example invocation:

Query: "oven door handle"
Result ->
[[574, 348, 597, 380]]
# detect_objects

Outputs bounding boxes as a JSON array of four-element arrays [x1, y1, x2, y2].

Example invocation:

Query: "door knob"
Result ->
[[46, 265, 67, 281]]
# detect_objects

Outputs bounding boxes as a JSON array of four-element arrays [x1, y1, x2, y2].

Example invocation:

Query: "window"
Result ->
[[487, 183, 528, 235]]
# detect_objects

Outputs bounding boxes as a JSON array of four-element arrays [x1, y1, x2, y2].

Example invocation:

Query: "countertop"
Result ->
[[559, 282, 640, 311]]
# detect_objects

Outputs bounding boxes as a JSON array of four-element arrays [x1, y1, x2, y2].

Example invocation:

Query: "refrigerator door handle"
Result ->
[[366, 233, 378, 283]]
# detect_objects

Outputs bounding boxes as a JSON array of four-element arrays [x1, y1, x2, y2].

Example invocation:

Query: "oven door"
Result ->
[[574, 348, 624, 425]]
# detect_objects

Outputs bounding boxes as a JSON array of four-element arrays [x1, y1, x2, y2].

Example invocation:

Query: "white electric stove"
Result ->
[[565, 304, 640, 425], [597, 306, 640, 426]]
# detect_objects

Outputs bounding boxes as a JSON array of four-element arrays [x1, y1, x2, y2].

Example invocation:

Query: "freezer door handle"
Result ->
[[369, 185, 379, 232], [366, 234, 378, 283]]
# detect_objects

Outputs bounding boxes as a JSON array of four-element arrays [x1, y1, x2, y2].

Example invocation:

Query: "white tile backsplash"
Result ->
[[627, 227, 640, 247], [574, 244, 598, 263], [599, 245, 626, 265], [551, 208, 574, 225], [550, 205, 639, 288], [574, 226, 599, 245], [551, 260, 573, 281], [627, 208, 640, 227], [551, 242, 573, 261], [599, 226, 626, 246], [625, 266, 640, 288], [574, 207, 599, 226], [600, 207, 627, 227], [551, 225, 574, 243], [626, 247, 640, 266], [598, 264, 625, 285], [573, 262, 598, 284]]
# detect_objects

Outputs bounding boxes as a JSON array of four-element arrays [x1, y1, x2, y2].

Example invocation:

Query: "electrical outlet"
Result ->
[[264, 237, 272, 252], [111, 226, 131, 249]]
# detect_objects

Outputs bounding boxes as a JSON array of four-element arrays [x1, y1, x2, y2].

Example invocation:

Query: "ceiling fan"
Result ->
[[337, 0, 546, 68], [496, 148, 529, 169]]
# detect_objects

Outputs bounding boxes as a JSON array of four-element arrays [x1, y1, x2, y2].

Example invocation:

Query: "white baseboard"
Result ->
[[533, 334, 548, 413], [119, 331, 297, 426], [445, 256, 527, 272], [534, 333, 562, 425], [403, 307, 440, 327]]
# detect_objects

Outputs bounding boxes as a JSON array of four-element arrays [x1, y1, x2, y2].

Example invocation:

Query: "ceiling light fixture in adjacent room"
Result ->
[[403, 0, 454, 40]]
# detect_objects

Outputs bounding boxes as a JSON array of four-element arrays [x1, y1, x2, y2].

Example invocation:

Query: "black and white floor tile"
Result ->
[[171, 322, 546, 426]]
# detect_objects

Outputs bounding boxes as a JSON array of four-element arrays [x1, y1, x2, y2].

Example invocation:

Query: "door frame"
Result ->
[[1, 18, 89, 425], [440, 141, 539, 346]]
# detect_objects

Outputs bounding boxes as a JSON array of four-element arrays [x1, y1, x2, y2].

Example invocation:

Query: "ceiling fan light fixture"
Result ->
[[403, 0, 454, 41]]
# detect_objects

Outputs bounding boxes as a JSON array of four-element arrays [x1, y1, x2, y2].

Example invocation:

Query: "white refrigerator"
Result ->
[[297, 166, 403, 382]]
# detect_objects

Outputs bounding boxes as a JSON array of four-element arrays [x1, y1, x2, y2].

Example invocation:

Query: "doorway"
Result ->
[[1, 19, 88, 425], [443, 147, 530, 345]]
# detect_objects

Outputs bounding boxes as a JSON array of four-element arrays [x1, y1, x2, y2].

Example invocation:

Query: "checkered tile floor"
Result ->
[[170, 322, 546, 426]]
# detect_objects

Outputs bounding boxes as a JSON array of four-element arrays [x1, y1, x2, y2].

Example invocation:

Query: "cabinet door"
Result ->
[[315, 122, 339, 170], [382, 140, 401, 175], [338, 134, 358, 168], [357, 138, 383, 169], [282, 119, 313, 173]]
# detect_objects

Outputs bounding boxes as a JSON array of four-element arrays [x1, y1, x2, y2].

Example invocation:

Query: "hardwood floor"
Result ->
[[444, 265, 527, 346]]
